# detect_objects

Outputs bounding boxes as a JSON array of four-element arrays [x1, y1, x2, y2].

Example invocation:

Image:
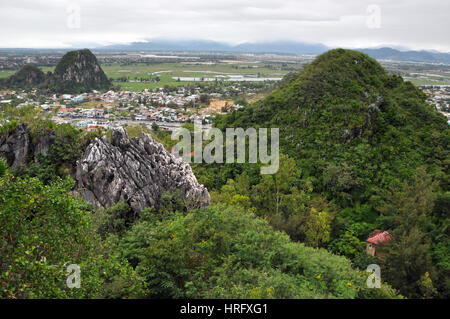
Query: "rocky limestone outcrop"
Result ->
[[0, 123, 30, 169], [75, 127, 210, 212], [52, 49, 111, 93], [33, 130, 56, 161]]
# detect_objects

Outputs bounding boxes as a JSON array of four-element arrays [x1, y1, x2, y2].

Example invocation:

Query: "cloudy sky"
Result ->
[[0, 0, 449, 51]]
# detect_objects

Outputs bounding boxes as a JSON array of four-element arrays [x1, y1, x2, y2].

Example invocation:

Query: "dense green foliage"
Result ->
[[0, 171, 144, 298], [117, 204, 399, 299]]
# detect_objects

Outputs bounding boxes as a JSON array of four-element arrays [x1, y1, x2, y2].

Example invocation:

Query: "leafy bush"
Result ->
[[0, 157, 8, 177], [119, 204, 400, 299], [0, 175, 144, 298]]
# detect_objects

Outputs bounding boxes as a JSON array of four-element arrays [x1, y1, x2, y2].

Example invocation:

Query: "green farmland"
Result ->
[[0, 61, 295, 91], [102, 62, 292, 91]]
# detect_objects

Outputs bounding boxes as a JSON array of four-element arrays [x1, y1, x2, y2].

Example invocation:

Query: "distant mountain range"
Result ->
[[98, 40, 450, 63], [357, 47, 450, 64], [99, 40, 328, 55], [1, 40, 449, 64]]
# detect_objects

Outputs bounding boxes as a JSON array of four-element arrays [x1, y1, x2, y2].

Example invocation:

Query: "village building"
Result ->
[[366, 230, 392, 257]]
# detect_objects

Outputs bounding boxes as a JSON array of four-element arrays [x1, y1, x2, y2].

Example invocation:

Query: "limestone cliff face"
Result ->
[[0, 125, 57, 168], [75, 127, 210, 212], [0, 124, 30, 169], [33, 130, 56, 161]]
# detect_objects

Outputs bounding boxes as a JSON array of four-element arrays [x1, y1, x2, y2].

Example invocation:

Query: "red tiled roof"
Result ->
[[367, 231, 391, 246]]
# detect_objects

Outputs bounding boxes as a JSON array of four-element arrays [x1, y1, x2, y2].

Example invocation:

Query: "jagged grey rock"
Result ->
[[0, 123, 30, 169], [33, 130, 56, 161], [75, 127, 210, 212], [0, 124, 56, 166]]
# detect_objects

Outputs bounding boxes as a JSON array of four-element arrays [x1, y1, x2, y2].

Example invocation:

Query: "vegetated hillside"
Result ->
[[0, 160, 399, 298], [215, 49, 449, 203], [0, 109, 400, 299], [211, 49, 449, 298], [0, 64, 46, 89], [48, 49, 111, 93]]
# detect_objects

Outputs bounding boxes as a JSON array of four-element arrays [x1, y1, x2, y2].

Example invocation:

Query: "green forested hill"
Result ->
[[214, 49, 449, 202], [0, 64, 46, 89], [210, 49, 450, 298]]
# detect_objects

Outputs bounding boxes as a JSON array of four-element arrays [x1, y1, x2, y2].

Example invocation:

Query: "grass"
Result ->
[[0, 70, 15, 78], [102, 62, 289, 80], [104, 62, 290, 91]]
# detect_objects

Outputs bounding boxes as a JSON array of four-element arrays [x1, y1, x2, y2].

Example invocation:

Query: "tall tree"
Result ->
[[252, 154, 297, 216], [378, 168, 437, 298]]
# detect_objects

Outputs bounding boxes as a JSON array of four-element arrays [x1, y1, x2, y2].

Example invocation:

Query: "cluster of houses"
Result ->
[[420, 85, 450, 123], [0, 88, 216, 132], [0, 90, 28, 107], [1, 87, 205, 111], [54, 89, 201, 108], [53, 103, 212, 132]]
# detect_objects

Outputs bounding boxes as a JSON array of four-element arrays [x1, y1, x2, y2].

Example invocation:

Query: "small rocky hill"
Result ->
[[0, 124, 56, 169], [0, 64, 46, 89], [49, 49, 111, 93]]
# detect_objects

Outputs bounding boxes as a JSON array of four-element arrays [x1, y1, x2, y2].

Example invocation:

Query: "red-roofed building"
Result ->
[[86, 125, 103, 131], [366, 230, 392, 257]]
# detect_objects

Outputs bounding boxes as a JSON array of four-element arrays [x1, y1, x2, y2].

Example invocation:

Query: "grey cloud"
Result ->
[[0, 0, 448, 51]]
